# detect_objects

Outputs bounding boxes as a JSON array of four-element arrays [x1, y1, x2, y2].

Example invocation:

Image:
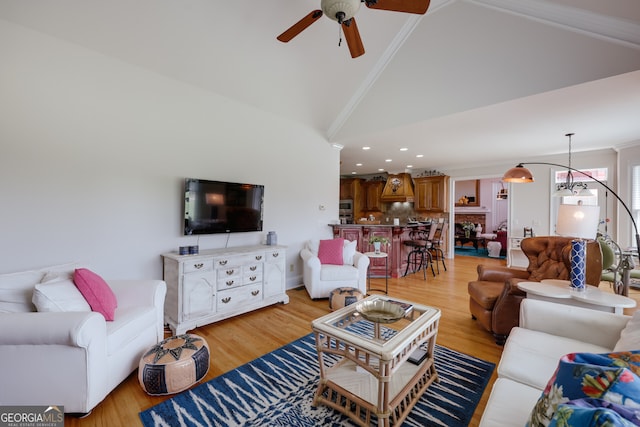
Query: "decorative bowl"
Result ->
[[355, 299, 405, 324]]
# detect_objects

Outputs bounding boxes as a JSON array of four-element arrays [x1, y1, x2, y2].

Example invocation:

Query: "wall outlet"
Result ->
[[289, 264, 294, 272]]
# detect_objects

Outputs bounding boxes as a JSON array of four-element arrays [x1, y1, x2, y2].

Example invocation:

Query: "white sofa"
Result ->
[[300, 239, 369, 299], [0, 263, 166, 414], [480, 298, 635, 426]]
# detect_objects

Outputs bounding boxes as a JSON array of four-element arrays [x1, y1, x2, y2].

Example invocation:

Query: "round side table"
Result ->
[[517, 280, 636, 314], [364, 252, 388, 294]]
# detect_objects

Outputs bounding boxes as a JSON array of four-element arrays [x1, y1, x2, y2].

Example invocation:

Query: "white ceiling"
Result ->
[[1, 0, 639, 175]]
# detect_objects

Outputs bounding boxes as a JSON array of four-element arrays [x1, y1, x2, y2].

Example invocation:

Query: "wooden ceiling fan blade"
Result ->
[[342, 18, 365, 58], [365, 0, 430, 14], [277, 10, 323, 42]]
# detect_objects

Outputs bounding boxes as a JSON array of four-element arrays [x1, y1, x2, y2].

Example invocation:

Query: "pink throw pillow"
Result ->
[[318, 238, 345, 265], [73, 268, 118, 321]]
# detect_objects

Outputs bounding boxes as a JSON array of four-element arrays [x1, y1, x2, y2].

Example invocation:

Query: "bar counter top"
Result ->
[[330, 223, 429, 278]]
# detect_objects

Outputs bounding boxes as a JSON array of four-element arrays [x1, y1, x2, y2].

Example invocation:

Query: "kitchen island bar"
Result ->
[[331, 224, 430, 279]]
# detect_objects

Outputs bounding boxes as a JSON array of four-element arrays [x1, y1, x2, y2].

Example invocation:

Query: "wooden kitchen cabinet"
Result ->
[[340, 178, 365, 220], [361, 180, 384, 212], [339, 178, 362, 201], [414, 176, 449, 212]]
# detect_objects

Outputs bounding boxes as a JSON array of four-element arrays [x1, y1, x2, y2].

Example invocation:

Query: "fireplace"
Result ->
[[454, 213, 486, 231]]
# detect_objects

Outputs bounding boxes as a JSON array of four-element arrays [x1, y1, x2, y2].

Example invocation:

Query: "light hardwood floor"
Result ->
[[64, 254, 640, 427]]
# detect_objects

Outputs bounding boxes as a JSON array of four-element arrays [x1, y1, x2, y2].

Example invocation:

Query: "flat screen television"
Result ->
[[183, 178, 264, 235]]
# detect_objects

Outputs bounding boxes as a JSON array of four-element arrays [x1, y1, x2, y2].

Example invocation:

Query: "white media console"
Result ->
[[162, 245, 288, 335]]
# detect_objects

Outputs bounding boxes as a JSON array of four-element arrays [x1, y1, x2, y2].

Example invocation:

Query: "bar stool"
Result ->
[[427, 221, 448, 273], [403, 226, 436, 279]]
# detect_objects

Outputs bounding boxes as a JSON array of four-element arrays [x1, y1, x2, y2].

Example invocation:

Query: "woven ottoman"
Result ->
[[139, 334, 210, 395], [329, 287, 364, 311]]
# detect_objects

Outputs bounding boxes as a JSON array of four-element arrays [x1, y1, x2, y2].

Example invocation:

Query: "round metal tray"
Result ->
[[355, 299, 405, 324]]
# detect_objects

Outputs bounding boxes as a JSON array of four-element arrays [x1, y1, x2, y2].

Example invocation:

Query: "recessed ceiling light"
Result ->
[[407, 165, 413, 168], [416, 154, 424, 158], [400, 148, 408, 151], [351, 171, 357, 174], [385, 159, 392, 162], [356, 163, 363, 166], [378, 168, 385, 172], [362, 146, 371, 150]]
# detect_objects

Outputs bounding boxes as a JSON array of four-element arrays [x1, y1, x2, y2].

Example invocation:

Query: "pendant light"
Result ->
[[554, 133, 593, 197]]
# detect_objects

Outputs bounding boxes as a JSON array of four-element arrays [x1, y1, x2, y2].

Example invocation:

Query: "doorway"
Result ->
[[450, 177, 509, 260]]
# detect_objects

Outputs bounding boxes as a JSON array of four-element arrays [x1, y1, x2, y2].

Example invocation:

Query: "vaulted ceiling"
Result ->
[[1, 0, 639, 175]]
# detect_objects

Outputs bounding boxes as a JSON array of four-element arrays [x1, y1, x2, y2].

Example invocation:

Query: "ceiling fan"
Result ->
[[277, 0, 431, 58]]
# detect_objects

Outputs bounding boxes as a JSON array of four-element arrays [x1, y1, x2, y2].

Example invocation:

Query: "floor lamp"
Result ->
[[503, 162, 639, 295]]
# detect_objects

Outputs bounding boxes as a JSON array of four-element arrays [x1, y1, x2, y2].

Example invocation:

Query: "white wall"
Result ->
[[0, 19, 338, 287]]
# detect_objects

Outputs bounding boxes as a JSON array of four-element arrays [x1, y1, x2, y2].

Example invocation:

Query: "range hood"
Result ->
[[381, 173, 415, 202]]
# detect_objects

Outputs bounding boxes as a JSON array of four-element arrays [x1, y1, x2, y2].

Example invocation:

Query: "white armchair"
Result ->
[[0, 263, 166, 414], [300, 239, 369, 299]]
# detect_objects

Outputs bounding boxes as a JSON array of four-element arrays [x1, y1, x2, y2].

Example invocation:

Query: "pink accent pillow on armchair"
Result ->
[[318, 238, 345, 265], [73, 268, 118, 321]]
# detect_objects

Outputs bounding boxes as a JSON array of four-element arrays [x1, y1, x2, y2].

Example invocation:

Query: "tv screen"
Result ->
[[183, 178, 264, 235]]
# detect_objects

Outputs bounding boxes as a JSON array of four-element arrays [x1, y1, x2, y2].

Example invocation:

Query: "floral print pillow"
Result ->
[[527, 351, 640, 426]]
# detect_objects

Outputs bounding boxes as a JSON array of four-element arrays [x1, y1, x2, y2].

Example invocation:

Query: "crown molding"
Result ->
[[469, 0, 640, 50]]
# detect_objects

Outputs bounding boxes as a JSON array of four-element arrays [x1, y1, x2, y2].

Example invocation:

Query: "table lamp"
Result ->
[[555, 203, 600, 292], [555, 204, 600, 240]]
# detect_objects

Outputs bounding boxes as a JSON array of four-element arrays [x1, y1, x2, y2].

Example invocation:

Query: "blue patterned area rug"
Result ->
[[139, 325, 494, 427]]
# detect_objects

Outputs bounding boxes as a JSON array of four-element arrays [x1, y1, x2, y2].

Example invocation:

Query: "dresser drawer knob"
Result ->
[[226, 269, 235, 276], [221, 297, 231, 304], [272, 252, 279, 258], [194, 263, 204, 269], [218, 260, 228, 266], [250, 276, 257, 281], [251, 290, 260, 296], [255, 255, 263, 260], [250, 265, 257, 271], [226, 280, 234, 286]]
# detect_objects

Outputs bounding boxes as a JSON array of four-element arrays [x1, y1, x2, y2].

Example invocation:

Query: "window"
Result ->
[[554, 167, 608, 184], [551, 168, 605, 237]]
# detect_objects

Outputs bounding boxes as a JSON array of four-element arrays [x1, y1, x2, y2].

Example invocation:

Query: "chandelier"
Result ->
[[555, 133, 593, 197]]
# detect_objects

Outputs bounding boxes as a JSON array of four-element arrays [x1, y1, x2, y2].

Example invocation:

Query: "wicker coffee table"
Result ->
[[311, 295, 441, 427]]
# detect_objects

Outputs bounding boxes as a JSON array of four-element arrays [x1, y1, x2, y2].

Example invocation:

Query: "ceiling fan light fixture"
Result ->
[[321, 0, 361, 22]]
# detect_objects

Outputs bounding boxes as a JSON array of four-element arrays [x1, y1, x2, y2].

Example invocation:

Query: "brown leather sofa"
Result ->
[[468, 236, 603, 345]]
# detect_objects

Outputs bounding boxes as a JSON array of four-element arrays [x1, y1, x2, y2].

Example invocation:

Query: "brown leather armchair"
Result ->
[[468, 236, 603, 345]]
